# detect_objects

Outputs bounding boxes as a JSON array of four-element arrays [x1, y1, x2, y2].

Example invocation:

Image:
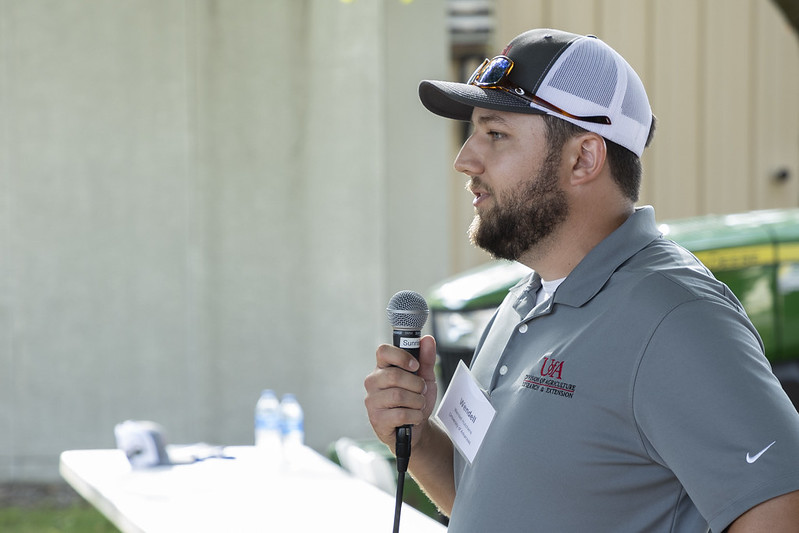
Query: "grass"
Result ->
[[0, 504, 119, 533], [0, 483, 118, 533]]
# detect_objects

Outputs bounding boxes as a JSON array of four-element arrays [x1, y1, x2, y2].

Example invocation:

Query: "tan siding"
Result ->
[[492, 0, 544, 39], [753, 0, 799, 208], [648, 0, 703, 217], [548, 0, 599, 35], [704, 0, 754, 213]]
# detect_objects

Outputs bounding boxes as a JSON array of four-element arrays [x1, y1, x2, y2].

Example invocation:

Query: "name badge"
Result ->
[[435, 360, 496, 464]]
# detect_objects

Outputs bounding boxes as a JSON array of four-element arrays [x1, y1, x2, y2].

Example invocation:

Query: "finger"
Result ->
[[375, 343, 420, 373], [372, 385, 427, 411], [365, 365, 426, 396], [364, 390, 427, 434]]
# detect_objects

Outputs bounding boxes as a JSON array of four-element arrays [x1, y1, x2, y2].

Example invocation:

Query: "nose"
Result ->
[[453, 136, 483, 177]]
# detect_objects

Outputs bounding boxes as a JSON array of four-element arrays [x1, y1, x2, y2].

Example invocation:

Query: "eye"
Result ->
[[488, 130, 506, 141]]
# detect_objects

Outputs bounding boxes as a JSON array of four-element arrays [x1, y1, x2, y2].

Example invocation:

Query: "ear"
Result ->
[[569, 133, 606, 185]]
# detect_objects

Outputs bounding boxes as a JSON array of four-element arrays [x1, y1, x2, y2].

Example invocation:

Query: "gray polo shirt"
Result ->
[[448, 207, 799, 533]]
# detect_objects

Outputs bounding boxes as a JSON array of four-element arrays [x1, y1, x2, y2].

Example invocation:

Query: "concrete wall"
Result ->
[[0, 0, 451, 481]]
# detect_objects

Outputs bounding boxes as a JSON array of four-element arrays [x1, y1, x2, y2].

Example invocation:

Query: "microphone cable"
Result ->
[[393, 425, 412, 533]]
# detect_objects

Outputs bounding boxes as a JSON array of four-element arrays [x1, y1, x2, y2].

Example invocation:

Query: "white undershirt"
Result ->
[[535, 276, 566, 306]]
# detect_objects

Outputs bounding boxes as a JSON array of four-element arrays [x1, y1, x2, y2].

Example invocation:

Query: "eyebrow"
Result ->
[[473, 113, 511, 127]]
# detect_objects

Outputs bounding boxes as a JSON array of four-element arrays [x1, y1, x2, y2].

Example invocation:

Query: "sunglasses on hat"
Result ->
[[468, 56, 612, 126]]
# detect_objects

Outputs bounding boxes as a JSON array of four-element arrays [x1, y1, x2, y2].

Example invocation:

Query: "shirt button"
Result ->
[[499, 365, 508, 375], [518, 324, 528, 333]]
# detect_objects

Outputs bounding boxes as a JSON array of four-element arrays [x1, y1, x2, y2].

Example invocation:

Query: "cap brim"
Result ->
[[418, 80, 547, 121]]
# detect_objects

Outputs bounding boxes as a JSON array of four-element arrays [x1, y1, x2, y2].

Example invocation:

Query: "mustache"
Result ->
[[466, 176, 491, 195]]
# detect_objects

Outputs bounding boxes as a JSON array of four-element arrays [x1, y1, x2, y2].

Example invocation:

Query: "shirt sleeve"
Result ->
[[633, 297, 799, 532]]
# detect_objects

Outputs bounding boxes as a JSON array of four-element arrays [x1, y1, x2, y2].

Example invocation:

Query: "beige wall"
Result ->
[[0, 0, 451, 481], [450, 0, 799, 271]]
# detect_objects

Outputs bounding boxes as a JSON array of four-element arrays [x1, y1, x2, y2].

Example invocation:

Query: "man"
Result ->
[[364, 28, 799, 531]]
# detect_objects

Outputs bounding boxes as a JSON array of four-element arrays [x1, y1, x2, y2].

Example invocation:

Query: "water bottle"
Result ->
[[280, 393, 304, 462], [254, 389, 282, 461]]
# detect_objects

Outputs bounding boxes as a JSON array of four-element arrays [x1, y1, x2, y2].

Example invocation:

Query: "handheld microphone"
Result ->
[[386, 290, 429, 533], [385, 290, 429, 471], [386, 290, 429, 361]]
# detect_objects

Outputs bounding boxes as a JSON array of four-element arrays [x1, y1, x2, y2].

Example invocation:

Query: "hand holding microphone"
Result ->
[[363, 290, 437, 455], [385, 290, 429, 472]]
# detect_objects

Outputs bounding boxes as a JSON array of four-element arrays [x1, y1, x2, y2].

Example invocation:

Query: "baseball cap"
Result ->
[[419, 28, 653, 157]]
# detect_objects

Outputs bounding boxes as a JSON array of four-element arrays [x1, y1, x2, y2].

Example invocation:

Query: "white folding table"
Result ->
[[60, 445, 446, 532]]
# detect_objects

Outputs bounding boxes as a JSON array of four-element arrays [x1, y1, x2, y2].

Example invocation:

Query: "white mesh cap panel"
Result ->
[[532, 36, 651, 157], [548, 39, 617, 109], [621, 63, 651, 127]]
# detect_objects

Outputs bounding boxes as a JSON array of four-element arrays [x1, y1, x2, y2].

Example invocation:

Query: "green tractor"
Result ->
[[428, 208, 799, 406]]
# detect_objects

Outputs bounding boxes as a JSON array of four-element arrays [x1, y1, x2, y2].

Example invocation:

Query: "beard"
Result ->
[[468, 147, 568, 261]]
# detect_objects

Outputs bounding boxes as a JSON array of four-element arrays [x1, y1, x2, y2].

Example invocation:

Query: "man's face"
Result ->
[[455, 109, 568, 262]]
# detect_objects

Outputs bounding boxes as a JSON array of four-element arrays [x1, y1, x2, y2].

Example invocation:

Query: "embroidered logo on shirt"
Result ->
[[746, 440, 776, 464], [521, 355, 577, 399]]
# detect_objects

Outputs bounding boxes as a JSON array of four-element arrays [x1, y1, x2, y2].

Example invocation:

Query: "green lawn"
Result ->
[[0, 504, 119, 533]]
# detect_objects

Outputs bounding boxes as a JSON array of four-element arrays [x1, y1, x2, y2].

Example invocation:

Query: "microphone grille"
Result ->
[[386, 290, 429, 330]]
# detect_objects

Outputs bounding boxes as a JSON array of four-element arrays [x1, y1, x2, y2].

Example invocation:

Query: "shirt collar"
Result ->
[[553, 206, 661, 307]]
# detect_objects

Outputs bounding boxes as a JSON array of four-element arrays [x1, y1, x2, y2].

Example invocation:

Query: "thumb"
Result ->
[[417, 335, 437, 381]]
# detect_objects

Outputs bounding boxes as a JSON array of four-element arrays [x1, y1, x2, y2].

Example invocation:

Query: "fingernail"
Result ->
[[409, 358, 420, 371]]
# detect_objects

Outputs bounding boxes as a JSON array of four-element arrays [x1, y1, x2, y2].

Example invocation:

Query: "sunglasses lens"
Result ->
[[467, 59, 488, 85], [473, 57, 511, 86]]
